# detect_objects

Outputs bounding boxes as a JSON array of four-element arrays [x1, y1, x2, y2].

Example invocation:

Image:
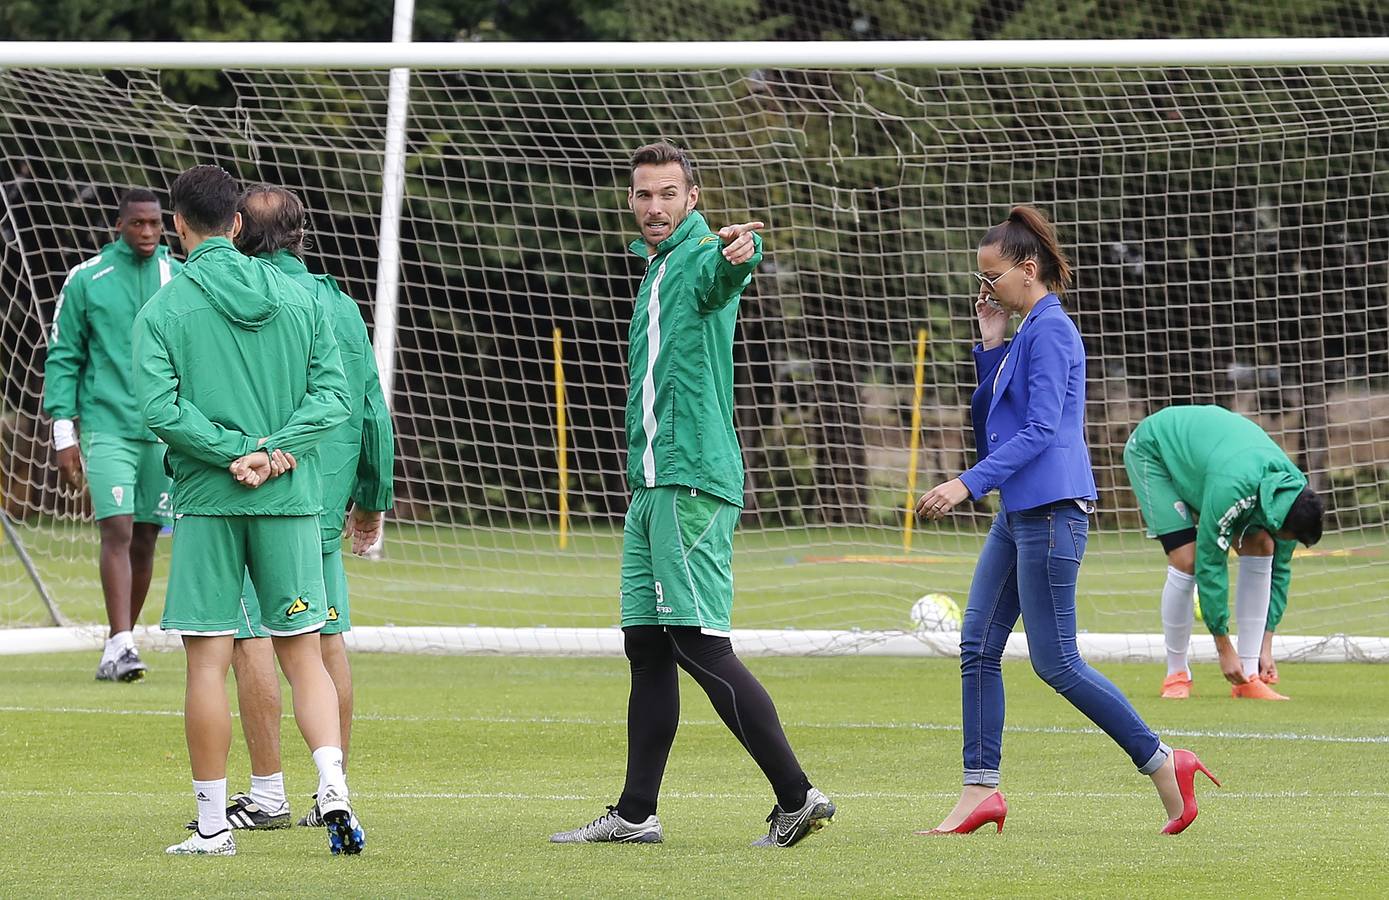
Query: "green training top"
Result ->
[[43, 239, 182, 439], [624, 210, 761, 507], [259, 250, 394, 551], [1129, 404, 1307, 635], [132, 237, 350, 517]]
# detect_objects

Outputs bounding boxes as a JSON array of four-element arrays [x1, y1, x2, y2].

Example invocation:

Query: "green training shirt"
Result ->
[[259, 250, 394, 550], [1129, 404, 1306, 635], [624, 210, 761, 507], [43, 239, 181, 439], [132, 237, 350, 517]]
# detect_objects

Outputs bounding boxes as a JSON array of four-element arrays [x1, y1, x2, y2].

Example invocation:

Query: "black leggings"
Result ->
[[617, 625, 810, 821]]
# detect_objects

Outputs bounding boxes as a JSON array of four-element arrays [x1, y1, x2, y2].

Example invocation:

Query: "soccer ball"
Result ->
[[910, 592, 962, 633]]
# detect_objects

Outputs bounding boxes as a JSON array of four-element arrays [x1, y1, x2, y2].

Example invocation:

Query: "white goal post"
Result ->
[[2, 39, 1389, 660]]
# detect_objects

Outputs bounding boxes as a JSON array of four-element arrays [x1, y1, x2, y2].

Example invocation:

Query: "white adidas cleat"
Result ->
[[166, 828, 236, 856]]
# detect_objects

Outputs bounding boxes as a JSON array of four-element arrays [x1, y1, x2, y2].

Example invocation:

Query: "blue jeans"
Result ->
[[960, 503, 1170, 786]]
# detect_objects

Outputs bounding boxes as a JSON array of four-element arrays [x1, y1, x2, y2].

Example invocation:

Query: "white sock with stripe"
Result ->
[[1235, 554, 1274, 679], [1160, 566, 1196, 677], [250, 772, 286, 812], [312, 746, 348, 803], [193, 778, 228, 836]]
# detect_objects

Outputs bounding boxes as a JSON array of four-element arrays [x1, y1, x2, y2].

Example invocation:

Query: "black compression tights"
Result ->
[[616, 625, 811, 822]]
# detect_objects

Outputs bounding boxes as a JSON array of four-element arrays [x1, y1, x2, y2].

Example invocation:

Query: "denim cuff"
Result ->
[[963, 768, 1000, 787], [1137, 741, 1172, 776]]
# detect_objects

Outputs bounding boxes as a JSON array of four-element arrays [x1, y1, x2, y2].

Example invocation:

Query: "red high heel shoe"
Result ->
[[1160, 749, 1220, 835], [915, 791, 1007, 835]]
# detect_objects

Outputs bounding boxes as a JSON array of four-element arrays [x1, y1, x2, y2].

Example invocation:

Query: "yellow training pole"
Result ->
[[553, 327, 570, 549], [903, 327, 928, 553]]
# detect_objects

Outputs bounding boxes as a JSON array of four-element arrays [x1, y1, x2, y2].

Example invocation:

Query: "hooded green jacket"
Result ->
[[259, 250, 394, 550], [132, 237, 350, 516], [43, 239, 181, 439], [1127, 405, 1307, 635], [624, 210, 761, 507]]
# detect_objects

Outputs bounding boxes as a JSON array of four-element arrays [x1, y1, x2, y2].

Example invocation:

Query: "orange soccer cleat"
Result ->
[[1160, 672, 1192, 699], [1231, 675, 1289, 700]]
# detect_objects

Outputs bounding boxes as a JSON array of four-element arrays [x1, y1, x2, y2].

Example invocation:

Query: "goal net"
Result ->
[[3, 54, 1388, 657]]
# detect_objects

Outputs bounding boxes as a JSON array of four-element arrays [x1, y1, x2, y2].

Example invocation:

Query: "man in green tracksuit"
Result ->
[[42, 188, 180, 682], [198, 183, 395, 833], [1123, 405, 1325, 701], [551, 141, 834, 850], [133, 165, 363, 858]]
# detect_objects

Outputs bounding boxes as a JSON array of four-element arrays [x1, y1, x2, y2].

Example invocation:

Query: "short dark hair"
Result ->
[[630, 141, 696, 188], [169, 165, 239, 235], [235, 183, 307, 258], [1282, 486, 1326, 547], [117, 188, 159, 218]]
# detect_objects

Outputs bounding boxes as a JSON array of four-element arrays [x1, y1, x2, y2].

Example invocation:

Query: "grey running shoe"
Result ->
[[111, 647, 148, 682], [752, 787, 835, 848], [549, 806, 664, 844], [298, 794, 324, 827], [186, 793, 290, 831]]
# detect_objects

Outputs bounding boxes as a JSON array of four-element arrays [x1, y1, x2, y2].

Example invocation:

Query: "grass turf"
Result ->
[[2, 650, 1387, 897], [6, 522, 1389, 635]]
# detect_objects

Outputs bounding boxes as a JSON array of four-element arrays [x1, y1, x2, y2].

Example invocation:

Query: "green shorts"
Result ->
[[80, 432, 173, 525], [162, 515, 326, 637], [1123, 428, 1195, 539], [235, 545, 348, 639], [620, 485, 740, 635]]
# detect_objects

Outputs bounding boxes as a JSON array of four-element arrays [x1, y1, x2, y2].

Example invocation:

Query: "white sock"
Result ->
[[1161, 566, 1196, 676], [1235, 554, 1274, 679], [250, 772, 286, 812], [311, 745, 348, 800], [103, 631, 134, 663], [193, 778, 228, 836]]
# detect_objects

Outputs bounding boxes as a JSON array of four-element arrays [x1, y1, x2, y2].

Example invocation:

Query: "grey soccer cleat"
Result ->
[[96, 647, 148, 683], [549, 806, 664, 844], [186, 793, 290, 831], [752, 787, 835, 848]]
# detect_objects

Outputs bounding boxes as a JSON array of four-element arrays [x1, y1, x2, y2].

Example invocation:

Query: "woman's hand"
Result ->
[[976, 294, 1008, 350], [915, 478, 972, 521]]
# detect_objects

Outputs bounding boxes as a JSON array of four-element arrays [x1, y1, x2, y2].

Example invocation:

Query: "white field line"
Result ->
[[4, 788, 1389, 802], [2, 705, 1388, 745]]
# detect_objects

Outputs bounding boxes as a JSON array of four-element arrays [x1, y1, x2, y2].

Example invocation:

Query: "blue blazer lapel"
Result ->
[[985, 294, 1061, 420], [986, 336, 1023, 420]]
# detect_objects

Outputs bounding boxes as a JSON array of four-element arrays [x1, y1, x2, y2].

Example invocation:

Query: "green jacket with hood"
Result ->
[[1127, 404, 1306, 635], [132, 237, 350, 516], [43, 239, 181, 439], [624, 210, 761, 507], [259, 250, 394, 550]]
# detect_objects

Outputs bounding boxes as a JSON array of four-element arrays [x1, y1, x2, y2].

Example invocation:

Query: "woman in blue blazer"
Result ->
[[915, 206, 1216, 836]]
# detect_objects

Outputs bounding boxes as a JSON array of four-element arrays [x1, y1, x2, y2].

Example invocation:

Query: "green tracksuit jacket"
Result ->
[[132, 237, 350, 516], [1128, 405, 1306, 635], [43, 239, 181, 439], [259, 250, 394, 550], [624, 210, 761, 507]]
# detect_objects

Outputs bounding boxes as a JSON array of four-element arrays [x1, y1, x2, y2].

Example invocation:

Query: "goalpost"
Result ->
[[2, 39, 1389, 659]]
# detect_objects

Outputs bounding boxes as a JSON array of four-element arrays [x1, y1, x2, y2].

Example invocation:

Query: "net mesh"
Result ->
[[2, 56, 1388, 651]]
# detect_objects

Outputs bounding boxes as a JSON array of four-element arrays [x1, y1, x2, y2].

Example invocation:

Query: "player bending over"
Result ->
[[1123, 405, 1325, 701]]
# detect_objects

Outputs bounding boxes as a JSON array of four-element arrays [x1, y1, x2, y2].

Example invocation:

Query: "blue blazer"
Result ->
[[958, 293, 1098, 512]]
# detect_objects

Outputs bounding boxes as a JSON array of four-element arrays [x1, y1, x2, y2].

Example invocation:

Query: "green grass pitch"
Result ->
[[3, 651, 1387, 897]]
